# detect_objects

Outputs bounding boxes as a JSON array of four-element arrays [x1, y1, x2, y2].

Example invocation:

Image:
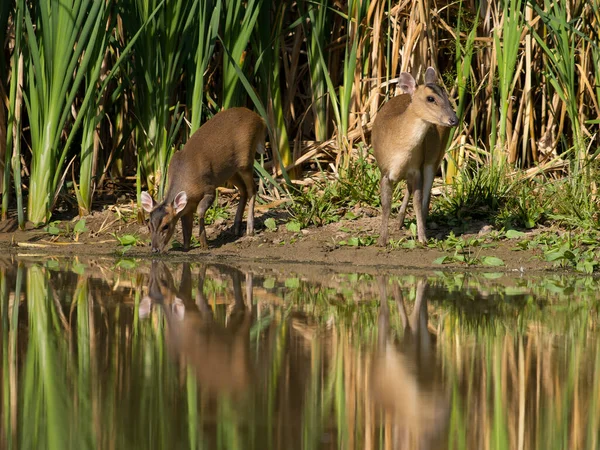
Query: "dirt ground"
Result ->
[[0, 197, 555, 274]]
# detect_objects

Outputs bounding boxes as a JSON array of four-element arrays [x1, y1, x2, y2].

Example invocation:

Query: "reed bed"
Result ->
[[0, 0, 599, 226]]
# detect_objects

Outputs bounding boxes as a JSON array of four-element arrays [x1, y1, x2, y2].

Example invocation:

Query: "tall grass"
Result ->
[[0, 0, 598, 224]]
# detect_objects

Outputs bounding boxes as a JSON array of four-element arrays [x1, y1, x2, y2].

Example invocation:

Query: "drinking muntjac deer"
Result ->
[[372, 67, 458, 245], [141, 107, 266, 253]]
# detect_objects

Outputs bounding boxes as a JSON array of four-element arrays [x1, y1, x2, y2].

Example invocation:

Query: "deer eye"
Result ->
[[161, 224, 169, 232], [427, 96, 435, 103]]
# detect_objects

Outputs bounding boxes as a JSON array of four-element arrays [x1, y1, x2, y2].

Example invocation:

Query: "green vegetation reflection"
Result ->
[[0, 259, 598, 449]]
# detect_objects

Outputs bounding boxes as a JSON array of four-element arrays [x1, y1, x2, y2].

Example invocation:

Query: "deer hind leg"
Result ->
[[408, 171, 427, 244], [422, 163, 436, 217], [397, 187, 410, 229], [238, 168, 257, 235], [378, 175, 394, 246], [229, 173, 249, 236]]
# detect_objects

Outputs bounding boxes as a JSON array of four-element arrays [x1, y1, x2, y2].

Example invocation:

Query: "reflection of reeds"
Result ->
[[1, 263, 600, 448]]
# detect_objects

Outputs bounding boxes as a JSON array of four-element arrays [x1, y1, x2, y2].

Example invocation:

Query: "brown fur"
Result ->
[[142, 107, 266, 253], [372, 68, 458, 245]]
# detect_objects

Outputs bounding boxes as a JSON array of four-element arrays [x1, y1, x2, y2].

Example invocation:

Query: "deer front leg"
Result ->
[[410, 171, 427, 244], [378, 175, 394, 246], [180, 212, 194, 251], [196, 192, 216, 249]]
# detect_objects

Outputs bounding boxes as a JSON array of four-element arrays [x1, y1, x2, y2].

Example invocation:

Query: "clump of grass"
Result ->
[[432, 161, 516, 226], [545, 167, 600, 230], [287, 146, 380, 228]]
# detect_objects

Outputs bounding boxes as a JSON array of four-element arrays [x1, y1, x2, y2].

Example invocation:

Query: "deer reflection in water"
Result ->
[[140, 261, 253, 397], [371, 277, 449, 450]]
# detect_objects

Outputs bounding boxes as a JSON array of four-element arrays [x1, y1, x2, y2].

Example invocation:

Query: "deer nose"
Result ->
[[448, 115, 459, 127], [151, 247, 160, 254]]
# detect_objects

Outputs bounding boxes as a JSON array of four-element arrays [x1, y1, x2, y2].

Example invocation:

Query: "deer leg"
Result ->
[[378, 175, 394, 246], [410, 171, 427, 244], [422, 163, 436, 217], [180, 212, 194, 251], [239, 169, 257, 235], [230, 173, 248, 236], [397, 187, 410, 229], [196, 192, 216, 249]]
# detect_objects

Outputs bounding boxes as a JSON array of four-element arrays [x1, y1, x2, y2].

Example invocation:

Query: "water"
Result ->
[[1, 257, 599, 449]]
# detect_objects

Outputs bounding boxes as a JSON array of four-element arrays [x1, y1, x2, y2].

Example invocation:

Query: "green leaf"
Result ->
[[115, 234, 139, 246], [433, 256, 450, 265], [74, 219, 87, 234], [115, 259, 138, 269], [505, 229, 526, 239], [263, 278, 275, 289], [347, 237, 360, 246], [46, 225, 61, 236], [409, 222, 417, 237], [481, 256, 505, 266], [284, 278, 299, 289], [264, 218, 277, 231], [286, 221, 301, 232], [72, 262, 86, 275], [46, 260, 60, 270]]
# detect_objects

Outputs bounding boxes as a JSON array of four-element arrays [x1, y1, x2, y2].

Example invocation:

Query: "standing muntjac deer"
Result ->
[[372, 67, 458, 245], [141, 107, 266, 253]]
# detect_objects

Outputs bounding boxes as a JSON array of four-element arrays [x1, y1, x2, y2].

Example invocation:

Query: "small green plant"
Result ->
[[336, 236, 377, 247], [44, 219, 88, 240], [113, 233, 146, 254], [285, 221, 302, 232], [434, 231, 504, 266], [264, 218, 278, 231], [204, 200, 230, 226]]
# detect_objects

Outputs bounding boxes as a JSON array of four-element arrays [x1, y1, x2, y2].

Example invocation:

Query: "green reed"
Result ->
[[221, 0, 263, 109], [121, 0, 193, 198], [23, 0, 108, 225], [531, 0, 587, 169]]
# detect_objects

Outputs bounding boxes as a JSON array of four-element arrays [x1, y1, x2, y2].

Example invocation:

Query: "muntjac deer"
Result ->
[[372, 67, 458, 245], [141, 107, 266, 253]]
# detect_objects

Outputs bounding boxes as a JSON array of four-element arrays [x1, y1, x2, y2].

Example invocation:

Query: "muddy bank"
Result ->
[[0, 206, 554, 274]]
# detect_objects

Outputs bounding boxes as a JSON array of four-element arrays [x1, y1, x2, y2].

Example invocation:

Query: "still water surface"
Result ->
[[0, 258, 599, 449]]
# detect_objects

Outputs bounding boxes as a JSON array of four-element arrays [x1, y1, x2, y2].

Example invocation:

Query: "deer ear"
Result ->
[[424, 66, 437, 85], [399, 72, 417, 96], [141, 191, 155, 213], [173, 191, 188, 214]]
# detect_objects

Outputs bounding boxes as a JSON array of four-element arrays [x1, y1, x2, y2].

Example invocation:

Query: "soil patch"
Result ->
[[0, 197, 555, 274]]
